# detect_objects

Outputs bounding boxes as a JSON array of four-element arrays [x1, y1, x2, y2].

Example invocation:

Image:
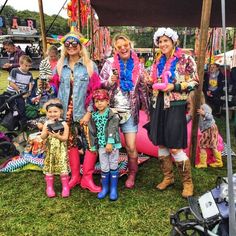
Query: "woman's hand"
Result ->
[[161, 83, 174, 92], [80, 112, 91, 125], [110, 74, 119, 84]]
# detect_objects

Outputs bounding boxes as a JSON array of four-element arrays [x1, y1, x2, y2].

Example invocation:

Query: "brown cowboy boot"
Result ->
[[176, 159, 194, 198], [156, 155, 174, 190]]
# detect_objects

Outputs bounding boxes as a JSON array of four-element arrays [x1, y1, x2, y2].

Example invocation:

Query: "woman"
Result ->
[[33, 45, 60, 106], [100, 34, 149, 189], [147, 28, 199, 198], [39, 45, 59, 82], [203, 63, 224, 115], [57, 31, 101, 193]]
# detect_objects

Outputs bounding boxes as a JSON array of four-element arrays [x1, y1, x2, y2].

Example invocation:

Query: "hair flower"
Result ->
[[153, 27, 179, 46]]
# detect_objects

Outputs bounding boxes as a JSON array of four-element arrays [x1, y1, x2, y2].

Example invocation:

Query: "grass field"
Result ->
[[0, 70, 236, 235]]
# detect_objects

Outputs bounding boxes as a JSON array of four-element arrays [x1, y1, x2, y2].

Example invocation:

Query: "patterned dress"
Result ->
[[43, 121, 70, 175]]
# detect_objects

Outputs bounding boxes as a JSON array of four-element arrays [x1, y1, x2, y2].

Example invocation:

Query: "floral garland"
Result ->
[[112, 51, 140, 92], [152, 47, 182, 84]]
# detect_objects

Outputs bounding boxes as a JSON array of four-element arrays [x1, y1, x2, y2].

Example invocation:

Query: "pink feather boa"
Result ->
[[112, 51, 140, 87], [151, 48, 183, 88], [85, 72, 102, 109]]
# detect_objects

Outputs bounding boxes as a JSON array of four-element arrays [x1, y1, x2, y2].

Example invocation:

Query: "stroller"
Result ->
[[0, 131, 19, 158], [0, 91, 27, 131], [170, 177, 234, 236]]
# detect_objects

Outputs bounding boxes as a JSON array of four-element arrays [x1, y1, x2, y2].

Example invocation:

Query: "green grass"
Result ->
[[0, 70, 236, 235], [0, 70, 39, 94]]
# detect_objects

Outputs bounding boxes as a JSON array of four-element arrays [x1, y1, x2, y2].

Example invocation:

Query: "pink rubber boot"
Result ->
[[68, 147, 81, 189], [125, 157, 138, 189], [80, 150, 102, 193], [45, 175, 56, 198], [60, 175, 70, 198]]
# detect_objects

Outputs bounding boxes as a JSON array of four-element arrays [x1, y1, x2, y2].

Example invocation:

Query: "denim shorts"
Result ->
[[120, 116, 138, 133]]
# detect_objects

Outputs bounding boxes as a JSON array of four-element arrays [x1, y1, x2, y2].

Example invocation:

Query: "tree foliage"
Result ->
[[0, 5, 69, 36]]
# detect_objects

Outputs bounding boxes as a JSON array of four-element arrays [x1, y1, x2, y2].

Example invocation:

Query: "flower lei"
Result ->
[[152, 47, 182, 84], [113, 51, 140, 92]]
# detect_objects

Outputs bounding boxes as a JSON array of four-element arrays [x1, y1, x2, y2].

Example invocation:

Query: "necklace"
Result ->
[[152, 47, 182, 85], [119, 56, 134, 92], [113, 51, 140, 92]]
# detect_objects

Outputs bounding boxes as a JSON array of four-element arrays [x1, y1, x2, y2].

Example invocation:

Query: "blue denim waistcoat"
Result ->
[[58, 58, 97, 122]]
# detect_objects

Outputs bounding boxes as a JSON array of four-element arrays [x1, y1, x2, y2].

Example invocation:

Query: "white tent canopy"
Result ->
[[215, 49, 236, 67]]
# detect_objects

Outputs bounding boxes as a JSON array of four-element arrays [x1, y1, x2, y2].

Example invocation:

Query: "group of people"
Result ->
[[3, 27, 224, 201]]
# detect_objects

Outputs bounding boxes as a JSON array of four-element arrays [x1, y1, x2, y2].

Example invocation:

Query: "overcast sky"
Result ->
[[2, 0, 68, 18]]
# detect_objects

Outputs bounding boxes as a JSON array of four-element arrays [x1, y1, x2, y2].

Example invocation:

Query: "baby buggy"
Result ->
[[0, 91, 27, 131], [169, 176, 234, 235]]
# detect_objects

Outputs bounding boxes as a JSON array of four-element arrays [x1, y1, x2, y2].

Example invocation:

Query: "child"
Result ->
[[6, 55, 34, 128], [88, 89, 121, 201], [40, 98, 70, 198], [187, 91, 223, 168]]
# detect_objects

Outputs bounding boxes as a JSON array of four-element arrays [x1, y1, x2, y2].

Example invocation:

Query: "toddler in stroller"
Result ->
[[0, 91, 28, 131]]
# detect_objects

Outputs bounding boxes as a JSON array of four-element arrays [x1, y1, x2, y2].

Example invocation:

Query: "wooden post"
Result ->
[[77, 0, 81, 32], [90, 8, 94, 59], [38, 0, 47, 58], [190, 0, 212, 164]]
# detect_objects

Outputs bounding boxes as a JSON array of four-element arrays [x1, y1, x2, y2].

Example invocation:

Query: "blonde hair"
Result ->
[[46, 45, 59, 57], [57, 31, 93, 77], [188, 91, 206, 116], [112, 33, 133, 50], [19, 55, 32, 64]]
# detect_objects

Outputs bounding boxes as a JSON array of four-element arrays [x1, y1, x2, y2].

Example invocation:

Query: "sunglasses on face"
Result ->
[[116, 43, 130, 50], [64, 41, 80, 48]]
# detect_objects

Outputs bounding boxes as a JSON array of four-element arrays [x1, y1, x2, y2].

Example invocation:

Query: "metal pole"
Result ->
[[183, 27, 187, 48], [221, 1, 236, 235], [190, 0, 212, 164], [38, 0, 47, 58]]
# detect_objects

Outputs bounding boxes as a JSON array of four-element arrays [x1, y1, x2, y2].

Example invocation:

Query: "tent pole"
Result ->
[[38, 0, 47, 58], [190, 0, 212, 165], [90, 8, 94, 59], [221, 1, 236, 235]]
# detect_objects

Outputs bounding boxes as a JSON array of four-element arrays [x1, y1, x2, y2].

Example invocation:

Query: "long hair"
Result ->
[[57, 32, 93, 77]]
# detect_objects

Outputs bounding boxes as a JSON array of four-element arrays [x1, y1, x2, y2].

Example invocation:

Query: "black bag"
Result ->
[[1, 111, 19, 131], [47, 121, 64, 133]]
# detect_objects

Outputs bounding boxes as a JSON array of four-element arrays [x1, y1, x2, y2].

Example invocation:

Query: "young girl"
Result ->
[[187, 91, 223, 168], [41, 98, 70, 198], [88, 89, 121, 201]]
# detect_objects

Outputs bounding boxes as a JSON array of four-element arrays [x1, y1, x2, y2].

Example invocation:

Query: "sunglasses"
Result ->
[[64, 41, 80, 48], [116, 43, 130, 50]]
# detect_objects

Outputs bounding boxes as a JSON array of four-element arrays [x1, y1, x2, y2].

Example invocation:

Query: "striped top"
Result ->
[[7, 68, 33, 93]]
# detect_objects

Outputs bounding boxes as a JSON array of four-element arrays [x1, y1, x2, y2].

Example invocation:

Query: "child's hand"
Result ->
[[105, 143, 113, 153], [48, 131, 60, 139], [197, 108, 205, 116]]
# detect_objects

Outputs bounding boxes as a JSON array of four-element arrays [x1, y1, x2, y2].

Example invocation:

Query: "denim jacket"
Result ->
[[58, 58, 98, 122]]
